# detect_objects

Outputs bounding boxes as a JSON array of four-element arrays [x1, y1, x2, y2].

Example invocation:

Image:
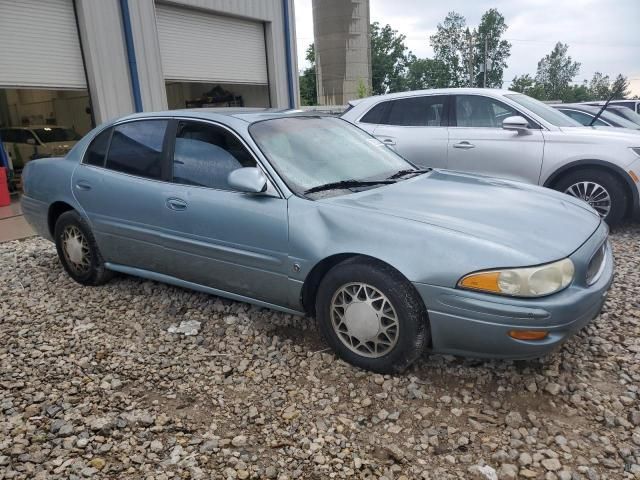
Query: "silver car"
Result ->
[[342, 88, 640, 225], [22, 111, 613, 373]]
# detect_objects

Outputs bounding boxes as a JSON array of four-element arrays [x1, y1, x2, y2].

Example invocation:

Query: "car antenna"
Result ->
[[589, 86, 620, 126]]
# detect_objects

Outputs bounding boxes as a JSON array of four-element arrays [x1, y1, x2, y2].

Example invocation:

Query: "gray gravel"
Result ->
[[1, 224, 640, 479]]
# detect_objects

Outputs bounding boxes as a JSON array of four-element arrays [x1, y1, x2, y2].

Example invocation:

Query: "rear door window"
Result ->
[[105, 120, 168, 179], [385, 96, 447, 127]]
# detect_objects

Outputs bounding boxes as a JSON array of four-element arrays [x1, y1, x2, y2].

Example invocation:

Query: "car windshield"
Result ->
[[33, 127, 80, 143], [249, 116, 413, 196], [505, 94, 582, 127]]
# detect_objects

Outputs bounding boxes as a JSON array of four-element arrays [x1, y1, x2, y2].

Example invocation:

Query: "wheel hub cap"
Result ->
[[344, 302, 380, 339], [62, 226, 90, 273], [330, 283, 399, 358], [564, 181, 611, 218]]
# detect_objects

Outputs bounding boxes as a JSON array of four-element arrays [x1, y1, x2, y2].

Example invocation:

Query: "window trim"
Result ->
[[79, 115, 284, 198], [450, 93, 544, 130]]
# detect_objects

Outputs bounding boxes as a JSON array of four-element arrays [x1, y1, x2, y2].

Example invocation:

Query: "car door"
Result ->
[[71, 119, 174, 273], [367, 95, 449, 168], [160, 119, 290, 306], [447, 94, 545, 184]]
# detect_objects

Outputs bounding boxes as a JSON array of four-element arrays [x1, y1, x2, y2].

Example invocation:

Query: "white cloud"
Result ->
[[294, 0, 640, 95]]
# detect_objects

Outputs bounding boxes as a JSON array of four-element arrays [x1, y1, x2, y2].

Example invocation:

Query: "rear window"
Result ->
[[105, 120, 168, 179], [84, 128, 112, 167], [360, 102, 388, 124]]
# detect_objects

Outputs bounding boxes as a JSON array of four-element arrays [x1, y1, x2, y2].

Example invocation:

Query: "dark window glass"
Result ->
[[560, 109, 607, 126], [0, 129, 17, 143], [360, 102, 388, 124], [84, 128, 112, 167], [455, 95, 521, 128], [106, 120, 168, 179], [172, 121, 256, 190], [385, 96, 446, 127]]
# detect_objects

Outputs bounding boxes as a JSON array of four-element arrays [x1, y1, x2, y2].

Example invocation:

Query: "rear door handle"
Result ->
[[380, 138, 396, 146], [453, 141, 475, 149], [166, 197, 188, 211], [75, 181, 92, 191]]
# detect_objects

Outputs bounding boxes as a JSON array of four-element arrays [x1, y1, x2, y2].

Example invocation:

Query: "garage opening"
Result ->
[[0, 0, 92, 188], [156, 4, 271, 110]]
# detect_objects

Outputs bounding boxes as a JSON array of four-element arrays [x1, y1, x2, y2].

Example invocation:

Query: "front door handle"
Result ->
[[453, 141, 475, 149], [75, 181, 92, 191], [380, 138, 396, 146], [166, 197, 188, 211]]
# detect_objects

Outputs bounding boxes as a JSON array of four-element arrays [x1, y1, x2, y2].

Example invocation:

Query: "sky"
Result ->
[[294, 0, 640, 96]]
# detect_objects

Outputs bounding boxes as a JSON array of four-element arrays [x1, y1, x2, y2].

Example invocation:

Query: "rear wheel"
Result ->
[[554, 168, 627, 226], [54, 210, 113, 286], [316, 257, 429, 373]]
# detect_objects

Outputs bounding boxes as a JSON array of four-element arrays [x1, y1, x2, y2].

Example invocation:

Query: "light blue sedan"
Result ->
[[21, 110, 614, 373]]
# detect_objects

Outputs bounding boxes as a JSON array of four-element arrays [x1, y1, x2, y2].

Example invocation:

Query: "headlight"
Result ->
[[631, 147, 640, 158], [458, 258, 575, 297]]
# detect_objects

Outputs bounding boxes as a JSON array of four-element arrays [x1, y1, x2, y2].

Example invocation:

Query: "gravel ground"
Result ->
[[1, 225, 640, 480]]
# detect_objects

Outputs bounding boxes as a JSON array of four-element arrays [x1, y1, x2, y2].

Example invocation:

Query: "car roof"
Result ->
[[114, 108, 332, 125], [552, 104, 603, 113], [347, 88, 518, 105], [1, 125, 69, 130]]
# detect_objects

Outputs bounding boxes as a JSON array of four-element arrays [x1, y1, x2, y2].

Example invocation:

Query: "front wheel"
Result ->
[[554, 168, 627, 227], [316, 258, 429, 373]]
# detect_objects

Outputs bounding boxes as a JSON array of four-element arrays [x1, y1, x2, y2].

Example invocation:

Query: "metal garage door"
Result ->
[[0, 0, 86, 89], [156, 4, 268, 85]]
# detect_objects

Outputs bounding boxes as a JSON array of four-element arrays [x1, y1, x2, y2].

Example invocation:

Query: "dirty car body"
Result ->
[[21, 110, 614, 372]]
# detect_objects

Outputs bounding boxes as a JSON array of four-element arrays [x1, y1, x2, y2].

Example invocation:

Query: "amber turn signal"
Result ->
[[458, 271, 501, 293], [508, 330, 548, 341]]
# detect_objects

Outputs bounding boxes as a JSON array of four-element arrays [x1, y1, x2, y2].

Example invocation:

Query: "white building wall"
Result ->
[[75, 0, 135, 124], [76, 0, 298, 123]]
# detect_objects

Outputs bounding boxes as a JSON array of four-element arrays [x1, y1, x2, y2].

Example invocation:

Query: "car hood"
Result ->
[[321, 170, 601, 263]]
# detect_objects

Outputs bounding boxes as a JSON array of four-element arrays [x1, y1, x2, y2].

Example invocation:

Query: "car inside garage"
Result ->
[[0, 0, 92, 186], [156, 4, 271, 110]]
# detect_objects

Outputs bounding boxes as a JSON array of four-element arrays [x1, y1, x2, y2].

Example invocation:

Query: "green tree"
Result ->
[[509, 74, 545, 99], [534, 42, 581, 101], [404, 57, 451, 90], [370, 22, 413, 94], [473, 9, 511, 88], [298, 44, 317, 106], [588, 72, 611, 100], [429, 12, 469, 87], [611, 74, 631, 99]]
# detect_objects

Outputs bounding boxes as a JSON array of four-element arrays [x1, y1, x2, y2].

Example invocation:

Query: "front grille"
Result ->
[[586, 242, 607, 286]]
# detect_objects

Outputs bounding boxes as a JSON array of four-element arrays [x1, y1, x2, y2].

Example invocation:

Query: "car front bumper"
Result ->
[[413, 222, 613, 359]]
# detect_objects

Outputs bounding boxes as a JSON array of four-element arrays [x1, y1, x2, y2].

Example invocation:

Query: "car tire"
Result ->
[[316, 257, 429, 374], [54, 210, 113, 286], [554, 168, 627, 227]]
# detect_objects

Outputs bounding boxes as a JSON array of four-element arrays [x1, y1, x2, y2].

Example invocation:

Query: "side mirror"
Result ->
[[227, 167, 268, 194], [502, 115, 529, 133], [26, 138, 37, 145]]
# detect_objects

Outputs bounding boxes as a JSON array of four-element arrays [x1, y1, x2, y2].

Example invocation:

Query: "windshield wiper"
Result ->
[[304, 179, 396, 195], [387, 168, 432, 180]]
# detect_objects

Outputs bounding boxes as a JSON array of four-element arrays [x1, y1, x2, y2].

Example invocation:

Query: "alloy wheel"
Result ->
[[62, 225, 91, 275], [330, 282, 399, 358], [564, 181, 611, 218]]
